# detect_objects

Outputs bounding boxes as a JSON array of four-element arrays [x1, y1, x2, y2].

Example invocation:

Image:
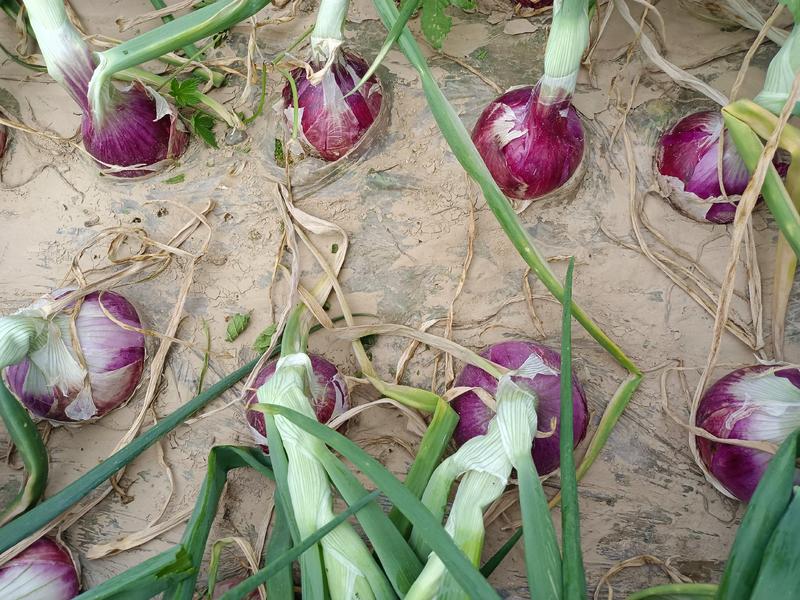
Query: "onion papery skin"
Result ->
[[471, 85, 585, 201], [83, 83, 188, 178], [695, 365, 800, 502], [281, 49, 383, 162], [0, 537, 80, 600], [4, 290, 146, 423], [452, 340, 589, 475], [655, 110, 788, 224], [245, 354, 349, 450]]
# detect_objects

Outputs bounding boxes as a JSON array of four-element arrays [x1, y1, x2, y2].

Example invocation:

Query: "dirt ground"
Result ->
[[0, 0, 794, 597]]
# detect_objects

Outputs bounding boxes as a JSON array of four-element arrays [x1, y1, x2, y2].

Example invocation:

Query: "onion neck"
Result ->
[[538, 0, 590, 105], [310, 0, 349, 62], [24, 0, 97, 112], [754, 21, 800, 116]]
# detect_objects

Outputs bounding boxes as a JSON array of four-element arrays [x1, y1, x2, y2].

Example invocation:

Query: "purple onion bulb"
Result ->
[[655, 110, 788, 224], [25, 2, 187, 178], [695, 364, 800, 502], [82, 83, 188, 178], [245, 354, 349, 450], [3, 290, 146, 423], [282, 50, 383, 162], [472, 85, 585, 201], [453, 340, 588, 475], [0, 537, 80, 600]]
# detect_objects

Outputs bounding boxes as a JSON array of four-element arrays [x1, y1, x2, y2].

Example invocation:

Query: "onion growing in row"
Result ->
[[453, 340, 588, 475], [655, 3, 798, 224], [282, 0, 383, 161], [695, 364, 800, 502], [245, 353, 349, 449], [0, 537, 80, 600], [656, 110, 751, 224], [0, 289, 145, 423], [25, 0, 187, 177], [472, 0, 588, 200]]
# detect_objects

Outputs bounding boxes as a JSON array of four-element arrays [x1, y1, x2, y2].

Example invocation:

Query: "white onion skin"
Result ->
[[3, 290, 145, 423], [0, 537, 80, 600], [695, 364, 800, 501]]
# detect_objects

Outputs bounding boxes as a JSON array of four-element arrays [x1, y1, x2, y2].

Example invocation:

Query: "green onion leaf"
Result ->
[[717, 428, 800, 600], [217, 490, 381, 600], [261, 404, 502, 600], [626, 583, 718, 600], [559, 257, 587, 599], [0, 380, 48, 525]]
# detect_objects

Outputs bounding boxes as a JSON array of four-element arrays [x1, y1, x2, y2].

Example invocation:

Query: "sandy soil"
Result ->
[[0, 0, 794, 597]]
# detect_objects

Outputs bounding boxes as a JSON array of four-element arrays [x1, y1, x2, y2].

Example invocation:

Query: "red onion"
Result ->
[[245, 354, 349, 449], [81, 83, 188, 178], [282, 50, 383, 161], [2, 289, 146, 423], [0, 537, 80, 600], [695, 364, 800, 502], [655, 110, 788, 224], [26, 0, 187, 177], [472, 85, 585, 201], [453, 340, 588, 475]]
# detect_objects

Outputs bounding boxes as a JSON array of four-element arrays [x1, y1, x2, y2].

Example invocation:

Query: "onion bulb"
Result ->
[[473, 0, 589, 201], [281, 0, 382, 161], [26, 0, 187, 177], [282, 49, 382, 161], [0, 537, 80, 600], [1, 289, 145, 423], [655, 110, 788, 224], [245, 353, 349, 449], [452, 340, 588, 475], [695, 364, 800, 502], [472, 86, 584, 200]]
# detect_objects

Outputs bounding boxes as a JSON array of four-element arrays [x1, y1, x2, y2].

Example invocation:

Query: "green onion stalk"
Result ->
[[259, 403, 503, 599], [723, 0, 800, 358], [251, 303, 420, 598], [405, 362, 561, 599]]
